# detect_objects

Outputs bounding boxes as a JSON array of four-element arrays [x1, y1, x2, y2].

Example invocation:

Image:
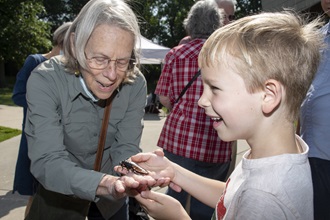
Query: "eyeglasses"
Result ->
[[85, 54, 134, 71]]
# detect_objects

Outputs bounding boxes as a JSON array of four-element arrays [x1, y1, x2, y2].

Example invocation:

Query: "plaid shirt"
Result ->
[[155, 39, 232, 163]]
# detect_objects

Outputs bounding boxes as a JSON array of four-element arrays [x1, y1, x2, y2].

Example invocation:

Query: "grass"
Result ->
[[0, 76, 16, 106], [0, 77, 20, 142], [162, 106, 169, 114], [0, 126, 21, 142], [0, 87, 15, 106]]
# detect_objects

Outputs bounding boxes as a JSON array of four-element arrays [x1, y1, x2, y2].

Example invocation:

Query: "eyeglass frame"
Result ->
[[84, 53, 135, 71]]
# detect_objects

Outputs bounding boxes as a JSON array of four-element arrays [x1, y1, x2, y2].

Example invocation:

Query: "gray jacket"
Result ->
[[25, 56, 147, 217]]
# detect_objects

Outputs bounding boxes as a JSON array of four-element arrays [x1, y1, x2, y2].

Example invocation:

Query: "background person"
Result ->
[[178, 0, 236, 45], [154, 1, 232, 219], [11, 22, 71, 217], [215, 0, 236, 25], [299, 0, 330, 218], [24, 0, 164, 219]]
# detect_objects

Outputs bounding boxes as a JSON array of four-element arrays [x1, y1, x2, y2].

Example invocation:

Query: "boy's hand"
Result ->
[[114, 149, 178, 189], [135, 190, 191, 220]]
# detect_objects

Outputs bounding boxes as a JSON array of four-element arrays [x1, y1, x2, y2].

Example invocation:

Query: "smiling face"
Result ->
[[80, 24, 134, 100], [198, 56, 263, 142]]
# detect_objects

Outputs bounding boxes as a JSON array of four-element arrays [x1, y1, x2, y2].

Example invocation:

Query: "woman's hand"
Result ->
[[96, 173, 157, 199], [135, 190, 191, 220]]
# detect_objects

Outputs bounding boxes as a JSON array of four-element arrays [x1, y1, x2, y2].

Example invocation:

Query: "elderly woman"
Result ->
[[24, 0, 159, 219]]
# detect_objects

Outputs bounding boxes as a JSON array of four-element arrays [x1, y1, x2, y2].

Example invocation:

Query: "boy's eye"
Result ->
[[210, 85, 220, 90], [210, 85, 222, 95]]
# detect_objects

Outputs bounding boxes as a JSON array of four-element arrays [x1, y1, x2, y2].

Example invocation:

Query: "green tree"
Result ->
[[236, 0, 262, 19], [128, 0, 195, 48], [0, 0, 51, 87], [42, 0, 88, 30]]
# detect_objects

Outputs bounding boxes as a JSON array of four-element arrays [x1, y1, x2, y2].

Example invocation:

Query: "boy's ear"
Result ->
[[262, 79, 283, 114]]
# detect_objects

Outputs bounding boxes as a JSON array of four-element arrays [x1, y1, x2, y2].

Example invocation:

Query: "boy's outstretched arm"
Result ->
[[171, 162, 226, 208], [128, 149, 226, 208]]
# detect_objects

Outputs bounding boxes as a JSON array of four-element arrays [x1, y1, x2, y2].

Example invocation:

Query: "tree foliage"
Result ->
[[129, 0, 195, 48], [236, 0, 262, 19], [0, 0, 51, 66], [42, 0, 88, 31]]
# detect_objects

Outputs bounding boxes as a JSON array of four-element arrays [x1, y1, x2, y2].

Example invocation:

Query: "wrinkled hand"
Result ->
[[96, 174, 156, 199], [135, 190, 191, 220]]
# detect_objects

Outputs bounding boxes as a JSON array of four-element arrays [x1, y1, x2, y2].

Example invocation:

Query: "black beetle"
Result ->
[[119, 159, 149, 175]]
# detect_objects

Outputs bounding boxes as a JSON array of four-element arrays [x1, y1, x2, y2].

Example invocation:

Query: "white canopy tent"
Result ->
[[136, 36, 170, 64]]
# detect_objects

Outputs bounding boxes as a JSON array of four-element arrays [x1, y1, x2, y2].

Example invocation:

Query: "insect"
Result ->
[[119, 159, 149, 175]]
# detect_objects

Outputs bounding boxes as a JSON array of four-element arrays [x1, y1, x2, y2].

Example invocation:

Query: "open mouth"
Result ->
[[97, 81, 111, 88], [211, 117, 223, 122]]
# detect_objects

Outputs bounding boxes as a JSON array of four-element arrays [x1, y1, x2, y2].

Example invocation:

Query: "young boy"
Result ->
[[117, 11, 324, 219]]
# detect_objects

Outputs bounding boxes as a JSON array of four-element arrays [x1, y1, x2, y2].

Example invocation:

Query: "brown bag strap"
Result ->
[[93, 96, 114, 171]]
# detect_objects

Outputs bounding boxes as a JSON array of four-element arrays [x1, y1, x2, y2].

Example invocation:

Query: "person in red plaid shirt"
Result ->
[[154, 1, 234, 219]]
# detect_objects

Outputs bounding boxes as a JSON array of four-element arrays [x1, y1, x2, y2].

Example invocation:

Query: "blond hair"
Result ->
[[199, 11, 324, 121]]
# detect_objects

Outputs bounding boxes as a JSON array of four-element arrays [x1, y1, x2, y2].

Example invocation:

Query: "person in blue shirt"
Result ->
[[299, 0, 330, 219], [11, 22, 71, 217]]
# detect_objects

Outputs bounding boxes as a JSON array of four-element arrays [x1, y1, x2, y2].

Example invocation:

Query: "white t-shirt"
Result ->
[[215, 135, 313, 220]]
